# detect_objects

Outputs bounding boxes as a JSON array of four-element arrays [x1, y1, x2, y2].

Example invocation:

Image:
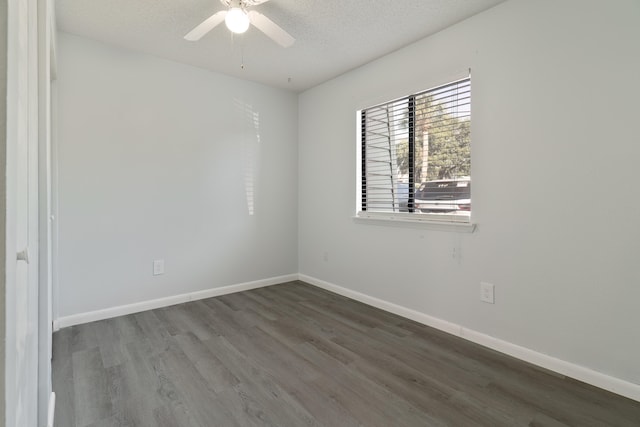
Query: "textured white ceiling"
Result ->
[[56, 0, 506, 91]]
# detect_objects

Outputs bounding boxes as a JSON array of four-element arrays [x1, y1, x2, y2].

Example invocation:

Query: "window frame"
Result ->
[[356, 77, 474, 231]]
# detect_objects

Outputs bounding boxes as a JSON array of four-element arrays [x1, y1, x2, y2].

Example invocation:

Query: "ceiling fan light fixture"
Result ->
[[225, 7, 250, 34]]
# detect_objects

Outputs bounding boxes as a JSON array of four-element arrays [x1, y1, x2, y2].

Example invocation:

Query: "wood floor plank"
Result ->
[[72, 347, 113, 426], [158, 340, 241, 427], [219, 292, 280, 322], [295, 341, 441, 427], [151, 403, 196, 427], [172, 332, 240, 394], [203, 335, 363, 426], [53, 281, 640, 427], [70, 321, 99, 353], [93, 318, 129, 369], [132, 310, 173, 352]]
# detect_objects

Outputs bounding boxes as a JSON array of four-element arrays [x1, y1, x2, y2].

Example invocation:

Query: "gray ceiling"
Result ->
[[56, 0, 506, 92]]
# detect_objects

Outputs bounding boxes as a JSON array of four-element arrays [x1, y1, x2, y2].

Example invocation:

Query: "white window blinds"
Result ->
[[360, 77, 471, 220]]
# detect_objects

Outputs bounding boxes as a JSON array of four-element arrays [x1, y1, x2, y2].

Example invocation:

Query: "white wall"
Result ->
[[57, 33, 298, 317], [299, 0, 640, 387]]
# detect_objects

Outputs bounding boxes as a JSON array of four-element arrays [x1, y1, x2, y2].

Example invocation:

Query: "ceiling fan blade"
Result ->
[[248, 11, 295, 48], [244, 0, 271, 5], [184, 11, 227, 41], [220, 0, 269, 6]]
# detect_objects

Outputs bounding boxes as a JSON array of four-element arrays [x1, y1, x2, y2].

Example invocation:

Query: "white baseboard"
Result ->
[[298, 274, 640, 403], [54, 274, 298, 329]]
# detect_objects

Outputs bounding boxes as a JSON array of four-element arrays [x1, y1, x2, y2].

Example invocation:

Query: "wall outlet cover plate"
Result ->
[[480, 282, 495, 304]]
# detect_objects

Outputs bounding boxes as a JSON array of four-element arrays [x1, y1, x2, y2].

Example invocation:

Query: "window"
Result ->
[[358, 77, 471, 223]]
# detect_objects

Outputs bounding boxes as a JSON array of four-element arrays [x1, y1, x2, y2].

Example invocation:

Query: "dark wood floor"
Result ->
[[53, 281, 640, 427]]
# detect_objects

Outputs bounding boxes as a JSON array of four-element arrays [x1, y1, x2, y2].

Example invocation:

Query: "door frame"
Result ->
[[5, 0, 43, 425], [37, 0, 57, 425]]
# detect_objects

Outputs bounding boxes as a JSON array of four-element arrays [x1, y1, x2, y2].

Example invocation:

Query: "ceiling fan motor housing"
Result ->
[[186, 0, 294, 48]]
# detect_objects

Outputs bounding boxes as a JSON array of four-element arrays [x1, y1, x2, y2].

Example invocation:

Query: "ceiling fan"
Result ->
[[184, 0, 295, 48]]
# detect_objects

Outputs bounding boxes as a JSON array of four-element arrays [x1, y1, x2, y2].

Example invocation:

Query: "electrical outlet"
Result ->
[[323, 251, 329, 262], [480, 282, 495, 304], [153, 259, 165, 276]]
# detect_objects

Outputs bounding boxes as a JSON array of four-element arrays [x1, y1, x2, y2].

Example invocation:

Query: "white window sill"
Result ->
[[353, 212, 476, 233]]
